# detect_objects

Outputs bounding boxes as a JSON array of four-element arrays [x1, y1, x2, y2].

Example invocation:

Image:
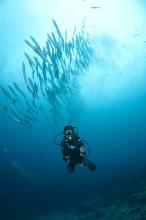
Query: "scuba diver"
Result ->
[[53, 125, 96, 173]]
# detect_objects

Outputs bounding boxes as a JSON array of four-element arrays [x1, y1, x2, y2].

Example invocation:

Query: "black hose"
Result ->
[[73, 126, 78, 135], [52, 132, 64, 145]]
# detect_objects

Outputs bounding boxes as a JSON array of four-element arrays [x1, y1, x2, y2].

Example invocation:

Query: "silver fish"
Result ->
[[0, 85, 18, 105], [13, 82, 27, 99]]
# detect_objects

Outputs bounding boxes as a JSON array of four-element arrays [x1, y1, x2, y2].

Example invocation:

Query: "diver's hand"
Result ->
[[80, 147, 86, 154], [65, 155, 70, 159], [63, 155, 70, 161]]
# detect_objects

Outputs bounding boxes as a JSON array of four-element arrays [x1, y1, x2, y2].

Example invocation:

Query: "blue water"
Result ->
[[0, 0, 146, 219], [0, 94, 146, 219]]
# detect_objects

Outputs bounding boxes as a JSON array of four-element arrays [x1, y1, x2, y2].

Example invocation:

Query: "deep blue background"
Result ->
[[0, 93, 146, 218]]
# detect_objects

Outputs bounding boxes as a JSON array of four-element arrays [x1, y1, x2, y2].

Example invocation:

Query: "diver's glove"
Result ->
[[62, 155, 70, 161], [79, 146, 87, 156]]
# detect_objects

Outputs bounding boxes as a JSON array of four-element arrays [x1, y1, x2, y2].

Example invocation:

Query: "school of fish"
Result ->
[[0, 19, 95, 127]]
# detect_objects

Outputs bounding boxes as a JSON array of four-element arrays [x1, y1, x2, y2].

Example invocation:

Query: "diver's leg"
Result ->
[[67, 160, 76, 173], [82, 159, 97, 172]]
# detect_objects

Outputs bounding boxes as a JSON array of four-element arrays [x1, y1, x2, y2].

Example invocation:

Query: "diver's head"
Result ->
[[64, 125, 74, 139]]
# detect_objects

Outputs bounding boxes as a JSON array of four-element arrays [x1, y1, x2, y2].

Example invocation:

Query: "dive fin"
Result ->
[[84, 159, 97, 172]]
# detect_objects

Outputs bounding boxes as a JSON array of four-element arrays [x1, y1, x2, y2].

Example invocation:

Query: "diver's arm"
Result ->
[[61, 141, 70, 160], [77, 137, 86, 156]]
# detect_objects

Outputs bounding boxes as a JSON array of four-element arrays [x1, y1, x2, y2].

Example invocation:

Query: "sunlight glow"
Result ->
[[1, 0, 146, 106]]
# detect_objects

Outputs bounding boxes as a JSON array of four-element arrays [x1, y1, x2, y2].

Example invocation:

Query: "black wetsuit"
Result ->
[[61, 134, 85, 172]]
